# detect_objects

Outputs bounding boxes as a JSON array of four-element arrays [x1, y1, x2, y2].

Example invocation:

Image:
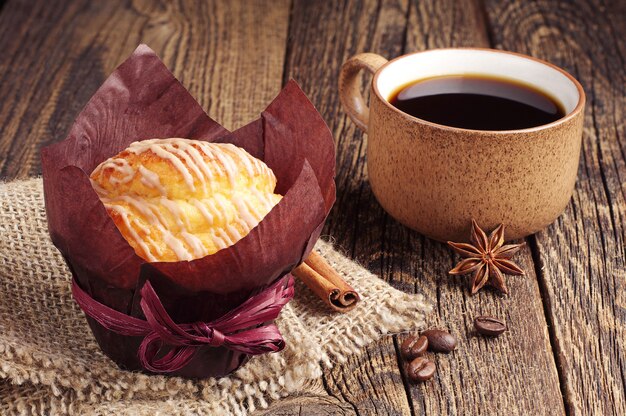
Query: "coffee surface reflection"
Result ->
[[389, 75, 565, 130]]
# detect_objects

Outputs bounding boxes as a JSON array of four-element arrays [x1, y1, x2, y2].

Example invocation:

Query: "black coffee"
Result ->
[[389, 75, 565, 130]]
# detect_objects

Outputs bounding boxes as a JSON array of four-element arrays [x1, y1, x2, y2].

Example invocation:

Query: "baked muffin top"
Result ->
[[90, 138, 282, 262]]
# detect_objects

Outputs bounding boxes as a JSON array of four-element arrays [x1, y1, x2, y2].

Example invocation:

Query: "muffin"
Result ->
[[41, 45, 335, 378], [90, 138, 282, 262]]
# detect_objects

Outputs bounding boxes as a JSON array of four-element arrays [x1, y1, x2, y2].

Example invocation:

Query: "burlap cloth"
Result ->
[[0, 178, 431, 415]]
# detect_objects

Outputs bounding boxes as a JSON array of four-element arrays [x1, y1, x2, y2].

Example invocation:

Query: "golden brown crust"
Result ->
[[90, 138, 282, 262]]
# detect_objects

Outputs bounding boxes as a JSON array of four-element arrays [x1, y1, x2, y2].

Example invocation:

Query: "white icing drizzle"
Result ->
[[132, 139, 275, 192], [105, 196, 197, 261], [183, 144, 214, 192], [191, 198, 214, 225], [93, 138, 281, 262], [94, 158, 135, 185], [163, 232, 193, 261], [213, 148, 238, 187], [181, 231, 208, 258], [225, 145, 256, 178], [106, 205, 158, 262], [232, 194, 259, 228], [117, 195, 159, 225], [144, 234, 164, 257], [210, 231, 228, 250], [150, 145, 197, 191], [159, 197, 188, 230], [226, 224, 243, 242], [204, 198, 221, 223], [138, 165, 166, 196], [213, 195, 230, 221], [191, 144, 215, 181], [163, 143, 207, 193], [216, 228, 234, 246], [251, 187, 275, 211], [243, 196, 264, 223]]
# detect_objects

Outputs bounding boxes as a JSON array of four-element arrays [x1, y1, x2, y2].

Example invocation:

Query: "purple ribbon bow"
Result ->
[[72, 275, 295, 373]]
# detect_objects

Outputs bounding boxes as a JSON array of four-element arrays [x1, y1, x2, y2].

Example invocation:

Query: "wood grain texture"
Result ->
[[403, 1, 565, 414], [282, 0, 413, 413], [258, 379, 358, 415], [279, 0, 564, 415], [483, 0, 626, 414], [0, 0, 290, 180], [0, 0, 624, 414]]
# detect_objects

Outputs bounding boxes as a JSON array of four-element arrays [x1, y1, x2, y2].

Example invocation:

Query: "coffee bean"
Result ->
[[421, 329, 457, 353], [407, 356, 436, 382], [474, 316, 507, 336], [400, 335, 429, 360]]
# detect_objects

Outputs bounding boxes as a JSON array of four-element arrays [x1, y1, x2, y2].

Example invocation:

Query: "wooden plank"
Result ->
[[0, 0, 290, 180], [396, 2, 565, 414], [280, 0, 566, 414], [482, 1, 626, 414], [1, 0, 621, 414], [258, 379, 357, 415], [281, 0, 413, 414], [258, 394, 357, 415], [0, 0, 334, 413], [286, 0, 410, 414]]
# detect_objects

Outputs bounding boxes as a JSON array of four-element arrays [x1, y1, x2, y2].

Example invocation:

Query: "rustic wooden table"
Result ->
[[0, 0, 624, 414]]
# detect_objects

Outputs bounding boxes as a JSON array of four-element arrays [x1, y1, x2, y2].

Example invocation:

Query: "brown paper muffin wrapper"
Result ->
[[40, 44, 336, 378]]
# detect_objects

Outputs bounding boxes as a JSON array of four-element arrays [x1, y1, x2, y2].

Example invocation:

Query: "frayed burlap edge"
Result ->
[[0, 178, 431, 415]]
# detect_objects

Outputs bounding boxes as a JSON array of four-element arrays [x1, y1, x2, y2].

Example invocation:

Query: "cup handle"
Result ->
[[339, 53, 388, 133]]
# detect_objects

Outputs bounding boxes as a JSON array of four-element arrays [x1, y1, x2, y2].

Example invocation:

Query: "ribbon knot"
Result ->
[[192, 323, 225, 347], [72, 275, 295, 373]]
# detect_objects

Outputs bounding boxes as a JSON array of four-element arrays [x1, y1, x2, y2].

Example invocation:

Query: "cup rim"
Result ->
[[371, 47, 586, 135]]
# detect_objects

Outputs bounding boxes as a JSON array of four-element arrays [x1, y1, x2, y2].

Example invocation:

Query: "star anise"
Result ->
[[447, 220, 525, 295]]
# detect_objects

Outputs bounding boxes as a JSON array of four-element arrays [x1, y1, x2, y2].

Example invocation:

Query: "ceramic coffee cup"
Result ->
[[339, 48, 585, 242]]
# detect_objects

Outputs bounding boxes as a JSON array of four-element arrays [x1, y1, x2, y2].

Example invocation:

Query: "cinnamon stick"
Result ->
[[292, 251, 360, 312]]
